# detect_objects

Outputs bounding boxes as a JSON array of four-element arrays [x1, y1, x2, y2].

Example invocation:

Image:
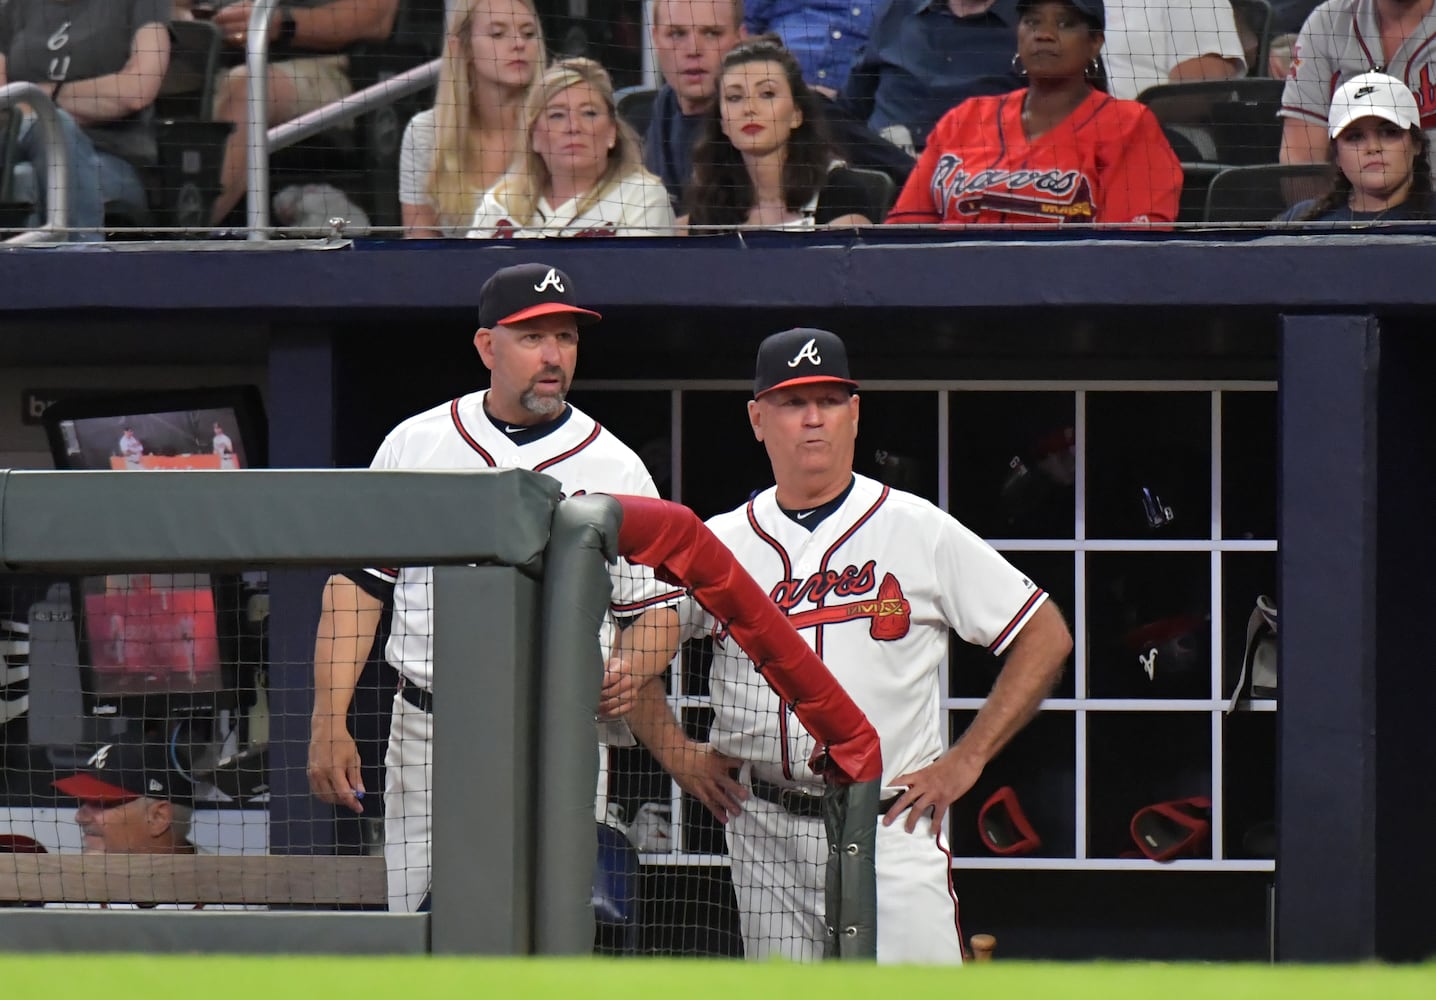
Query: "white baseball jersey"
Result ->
[[1102, 0, 1248, 100], [1281, 0, 1436, 143], [364, 390, 682, 690], [466, 170, 677, 238], [692, 473, 1047, 963], [363, 390, 683, 913]]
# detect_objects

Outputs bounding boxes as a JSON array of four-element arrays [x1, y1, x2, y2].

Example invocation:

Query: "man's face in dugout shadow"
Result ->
[[474, 313, 581, 425], [73, 796, 178, 854], [651, 0, 744, 115]]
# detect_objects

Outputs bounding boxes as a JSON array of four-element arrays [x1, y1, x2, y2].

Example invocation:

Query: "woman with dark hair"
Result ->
[[1279, 72, 1434, 224], [885, 0, 1182, 228], [683, 36, 878, 231]]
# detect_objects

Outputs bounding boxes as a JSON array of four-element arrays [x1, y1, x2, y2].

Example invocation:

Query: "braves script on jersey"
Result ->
[[363, 390, 681, 913], [886, 88, 1183, 226], [693, 474, 1047, 962], [1280, 0, 1436, 139]]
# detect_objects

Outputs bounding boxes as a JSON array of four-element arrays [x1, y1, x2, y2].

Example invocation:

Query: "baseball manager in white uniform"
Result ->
[[307, 261, 683, 913], [629, 327, 1072, 963]]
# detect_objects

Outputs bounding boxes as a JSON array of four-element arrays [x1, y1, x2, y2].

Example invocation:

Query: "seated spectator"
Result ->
[[1279, 0, 1436, 169], [399, 0, 544, 237], [743, 0, 875, 95], [838, 0, 1025, 155], [1278, 71, 1433, 222], [885, 0, 1182, 226], [644, 0, 746, 207], [645, 0, 915, 210], [684, 36, 877, 230], [207, 0, 401, 225], [1101, 0, 1246, 100], [0, 0, 171, 241], [52, 733, 198, 856], [468, 58, 676, 236]]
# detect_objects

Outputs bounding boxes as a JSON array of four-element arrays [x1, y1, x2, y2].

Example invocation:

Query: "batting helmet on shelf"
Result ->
[[1122, 613, 1210, 693]]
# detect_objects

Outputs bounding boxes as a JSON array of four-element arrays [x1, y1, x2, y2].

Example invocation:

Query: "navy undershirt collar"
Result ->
[[779, 476, 856, 531], [483, 401, 572, 445]]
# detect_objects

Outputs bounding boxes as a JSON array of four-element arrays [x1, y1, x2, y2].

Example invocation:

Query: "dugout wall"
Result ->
[[0, 233, 1433, 962], [0, 467, 611, 954]]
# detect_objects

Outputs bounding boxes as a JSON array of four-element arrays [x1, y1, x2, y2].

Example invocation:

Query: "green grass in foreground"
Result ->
[[4, 956, 1436, 1000]]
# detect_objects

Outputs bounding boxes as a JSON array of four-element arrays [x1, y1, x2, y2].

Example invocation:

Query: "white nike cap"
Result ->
[[1328, 72, 1421, 139]]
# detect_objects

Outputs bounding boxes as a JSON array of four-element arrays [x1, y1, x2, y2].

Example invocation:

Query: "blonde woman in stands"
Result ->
[[467, 58, 676, 237], [400, 0, 545, 237]]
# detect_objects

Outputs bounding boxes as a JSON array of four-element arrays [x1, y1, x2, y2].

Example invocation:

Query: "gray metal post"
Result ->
[[532, 496, 622, 955], [244, 0, 280, 239], [431, 565, 541, 955]]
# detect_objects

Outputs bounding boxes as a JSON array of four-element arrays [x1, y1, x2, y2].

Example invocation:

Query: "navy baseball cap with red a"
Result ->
[[478, 262, 602, 329], [754, 328, 860, 399], [52, 732, 194, 807]]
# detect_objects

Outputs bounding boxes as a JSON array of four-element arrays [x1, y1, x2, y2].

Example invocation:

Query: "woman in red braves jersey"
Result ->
[[885, 0, 1182, 228]]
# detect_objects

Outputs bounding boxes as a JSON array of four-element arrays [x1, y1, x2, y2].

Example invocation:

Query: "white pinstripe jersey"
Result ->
[[698, 474, 1047, 793], [1281, 0, 1436, 139], [364, 390, 682, 689]]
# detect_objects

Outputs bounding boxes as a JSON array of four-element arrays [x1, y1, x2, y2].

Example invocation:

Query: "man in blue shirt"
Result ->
[[744, 0, 877, 95], [839, 0, 1023, 153], [643, 0, 747, 209], [643, 0, 915, 210]]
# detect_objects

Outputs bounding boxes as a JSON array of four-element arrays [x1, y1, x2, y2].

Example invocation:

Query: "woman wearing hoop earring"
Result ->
[[887, 0, 1182, 228]]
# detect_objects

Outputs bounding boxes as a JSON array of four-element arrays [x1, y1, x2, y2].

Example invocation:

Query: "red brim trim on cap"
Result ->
[[497, 302, 603, 327], [756, 375, 860, 398], [0, 834, 47, 853], [52, 774, 139, 802]]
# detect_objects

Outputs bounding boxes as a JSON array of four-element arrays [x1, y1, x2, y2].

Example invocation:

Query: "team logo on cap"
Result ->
[[533, 267, 565, 294], [787, 338, 822, 368], [88, 745, 112, 770]]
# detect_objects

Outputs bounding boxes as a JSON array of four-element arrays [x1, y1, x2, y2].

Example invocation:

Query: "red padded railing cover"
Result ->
[[614, 494, 882, 785]]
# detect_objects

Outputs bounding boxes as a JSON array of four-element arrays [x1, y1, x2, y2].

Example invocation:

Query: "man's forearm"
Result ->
[[950, 601, 1071, 767], [312, 575, 383, 724], [294, 0, 399, 50], [615, 605, 681, 681], [626, 675, 690, 771]]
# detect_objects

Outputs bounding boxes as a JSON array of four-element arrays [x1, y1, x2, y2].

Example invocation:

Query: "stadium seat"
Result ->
[[844, 164, 898, 223], [1230, 0, 1275, 78], [1138, 79, 1286, 166], [615, 86, 658, 140], [249, 1, 445, 229], [593, 821, 640, 954], [1202, 163, 1330, 223]]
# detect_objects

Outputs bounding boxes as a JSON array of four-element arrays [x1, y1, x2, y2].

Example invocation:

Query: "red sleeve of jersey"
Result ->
[[884, 109, 957, 224], [1095, 103, 1184, 226]]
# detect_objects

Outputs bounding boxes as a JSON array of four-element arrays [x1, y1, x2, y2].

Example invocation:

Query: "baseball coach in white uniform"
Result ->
[[629, 327, 1073, 963]]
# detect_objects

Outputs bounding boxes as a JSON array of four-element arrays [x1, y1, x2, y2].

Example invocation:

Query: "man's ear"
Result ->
[[747, 398, 763, 442], [474, 327, 496, 369], [147, 800, 173, 837]]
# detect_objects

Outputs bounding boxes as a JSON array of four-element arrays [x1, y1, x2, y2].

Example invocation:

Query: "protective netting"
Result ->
[[0, 0, 1424, 242], [0, 569, 293, 909]]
